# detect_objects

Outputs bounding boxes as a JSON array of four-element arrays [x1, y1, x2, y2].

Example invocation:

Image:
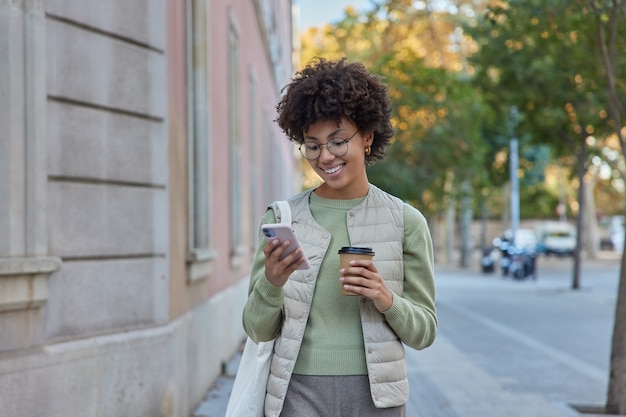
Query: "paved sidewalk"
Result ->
[[193, 335, 583, 417], [193, 346, 241, 417], [404, 334, 580, 417], [193, 257, 624, 417]]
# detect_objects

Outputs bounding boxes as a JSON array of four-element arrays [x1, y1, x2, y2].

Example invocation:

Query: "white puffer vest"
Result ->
[[265, 185, 406, 416]]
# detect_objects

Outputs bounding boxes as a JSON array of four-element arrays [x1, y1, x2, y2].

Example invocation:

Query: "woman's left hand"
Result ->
[[340, 260, 393, 312]]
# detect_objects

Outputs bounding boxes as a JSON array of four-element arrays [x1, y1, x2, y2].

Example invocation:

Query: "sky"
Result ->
[[297, 0, 373, 29]]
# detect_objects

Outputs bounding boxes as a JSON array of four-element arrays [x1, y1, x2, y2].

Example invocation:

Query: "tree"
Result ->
[[586, 0, 626, 413], [464, 0, 610, 288]]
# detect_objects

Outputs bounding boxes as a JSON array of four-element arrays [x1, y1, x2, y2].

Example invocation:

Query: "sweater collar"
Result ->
[[309, 190, 366, 210]]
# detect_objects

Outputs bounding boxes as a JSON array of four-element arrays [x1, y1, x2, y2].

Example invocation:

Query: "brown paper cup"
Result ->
[[339, 247, 375, 296]]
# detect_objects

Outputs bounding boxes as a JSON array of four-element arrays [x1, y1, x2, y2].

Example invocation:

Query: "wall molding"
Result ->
[[0, 256, 62, 312]]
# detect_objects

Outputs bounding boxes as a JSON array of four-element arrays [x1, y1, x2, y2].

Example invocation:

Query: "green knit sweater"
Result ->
[[243, 191, 437, 376]]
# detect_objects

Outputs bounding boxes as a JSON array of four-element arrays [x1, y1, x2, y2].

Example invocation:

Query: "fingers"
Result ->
[[340, 260, 393, 312], [263, 239, 305, 286], [340, 259, 378, 280], [265, 239, 303, 266], [340, 261, 377, 292]]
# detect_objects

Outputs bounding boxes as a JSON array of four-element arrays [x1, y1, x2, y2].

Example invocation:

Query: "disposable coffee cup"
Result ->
[[339, 246, 375, 296]]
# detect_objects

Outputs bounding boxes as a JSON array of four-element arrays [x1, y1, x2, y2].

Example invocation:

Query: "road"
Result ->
[[405, 253, 621, 415]]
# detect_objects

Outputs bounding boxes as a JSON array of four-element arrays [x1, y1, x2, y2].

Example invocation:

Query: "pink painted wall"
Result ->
[[168, 0, 296, 317]]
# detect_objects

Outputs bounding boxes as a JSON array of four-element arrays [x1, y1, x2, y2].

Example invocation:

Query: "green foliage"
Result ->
[[521, 143, 551, 185], [520, 183, 561, 218], [300, 0, 626, 219], [465, 0, 610, 152], [301, 2, 493, 216], [461, 0, 624, 218]]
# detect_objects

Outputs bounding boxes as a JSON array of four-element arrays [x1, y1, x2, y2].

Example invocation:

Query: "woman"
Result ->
[[243, 57, 437, 417]]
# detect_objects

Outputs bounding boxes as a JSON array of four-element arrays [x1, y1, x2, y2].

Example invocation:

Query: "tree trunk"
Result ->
[[583, 174, 600, 260], [572, 138, 586, 290], [459, 180, 473, 268], [431, 214, 442, 264], [479, 197, 488, 251], [606, 240, 626, 414], [445, 198, 455, 266]]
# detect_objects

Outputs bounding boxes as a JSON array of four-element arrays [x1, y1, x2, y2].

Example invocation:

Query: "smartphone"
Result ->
[[261, 223, 311, 270]]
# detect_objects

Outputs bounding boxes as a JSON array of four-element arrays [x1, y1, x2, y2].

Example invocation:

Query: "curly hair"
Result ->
[[275, 57, 394, 166]]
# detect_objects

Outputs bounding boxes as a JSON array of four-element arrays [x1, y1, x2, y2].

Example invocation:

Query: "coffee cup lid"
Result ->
[[338, 246, 375, 256]]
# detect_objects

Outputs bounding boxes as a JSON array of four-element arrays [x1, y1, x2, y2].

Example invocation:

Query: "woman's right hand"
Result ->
[[263, 239, 306, 286]]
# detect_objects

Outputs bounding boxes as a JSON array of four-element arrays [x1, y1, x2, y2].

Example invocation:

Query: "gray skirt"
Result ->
[[279, 374, 406, 417]]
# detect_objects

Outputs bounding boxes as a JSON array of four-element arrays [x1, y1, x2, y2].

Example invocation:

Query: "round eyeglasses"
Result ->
[[299, 130, 360, 160]]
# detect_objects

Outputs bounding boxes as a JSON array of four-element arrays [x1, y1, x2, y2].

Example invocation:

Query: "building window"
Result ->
[[249, 69, 259, 251], [186, 0, 214, 282], [228, 11, 245, 267]]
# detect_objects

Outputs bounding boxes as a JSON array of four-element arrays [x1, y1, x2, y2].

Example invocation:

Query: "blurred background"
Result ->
[[295, 0, 626, 272]]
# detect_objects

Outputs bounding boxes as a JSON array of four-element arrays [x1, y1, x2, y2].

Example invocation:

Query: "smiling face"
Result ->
[[303, 118, 373, 199]]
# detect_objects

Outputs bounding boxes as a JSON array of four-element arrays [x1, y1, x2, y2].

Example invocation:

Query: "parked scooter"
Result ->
[[481, 246, 498, 273], [506, 246, 537, 280], [493, 237, 512, 276], [493, 237, 537, 280]]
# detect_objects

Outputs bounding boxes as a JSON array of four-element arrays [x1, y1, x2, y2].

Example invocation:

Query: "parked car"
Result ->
[[539, 221, 576, 256], [610, 216, 625, 253]]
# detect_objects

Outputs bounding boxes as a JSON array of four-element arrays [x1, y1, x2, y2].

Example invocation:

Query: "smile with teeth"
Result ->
[[324, 164, 344, 175]]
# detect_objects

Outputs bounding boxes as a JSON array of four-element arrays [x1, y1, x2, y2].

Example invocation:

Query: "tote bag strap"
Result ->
[[274, 200, 291, 225]]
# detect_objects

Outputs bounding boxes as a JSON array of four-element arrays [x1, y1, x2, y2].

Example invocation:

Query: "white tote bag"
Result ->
[[225, 200, 291, 417], [225, 338, 275, 417]]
